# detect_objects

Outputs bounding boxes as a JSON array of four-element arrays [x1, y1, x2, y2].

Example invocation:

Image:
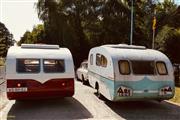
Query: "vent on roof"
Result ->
[[103, 44, 146, 49], [21, 44, 59, 49]]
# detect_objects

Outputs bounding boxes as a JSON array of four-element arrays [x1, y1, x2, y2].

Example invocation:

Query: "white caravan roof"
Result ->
[[98, 44, 169, 61], [7, 44, 72, 60]]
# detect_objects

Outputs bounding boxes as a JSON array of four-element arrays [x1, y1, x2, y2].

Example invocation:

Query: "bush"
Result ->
[[155, 25, 180, 63], [0, 58, 5, 66]]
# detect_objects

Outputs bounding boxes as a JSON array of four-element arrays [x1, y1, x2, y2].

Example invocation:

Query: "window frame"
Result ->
[[43, 59, 65, 73], [16, 58, 41, 74], [156, 61, 168, 75], [118, 60, 131, 75]]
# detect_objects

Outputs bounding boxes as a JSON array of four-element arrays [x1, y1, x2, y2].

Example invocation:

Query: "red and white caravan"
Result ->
[[6, 44, 75, 100]]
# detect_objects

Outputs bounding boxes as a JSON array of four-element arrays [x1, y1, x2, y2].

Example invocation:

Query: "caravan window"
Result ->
[[119, 60, 130, 75], [96, 54, 107, 67], [131, 61, 155, 75], [43, 59, 65, 73], [96, 54, 101, 66], [90, 54, 93, 65], [16, 59, 40, 73], [101, 55, 107, 67], [156, 61, 168, 75]]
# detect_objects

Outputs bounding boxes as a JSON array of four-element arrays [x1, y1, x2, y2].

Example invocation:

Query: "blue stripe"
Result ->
[[89, 71, 174, 101]]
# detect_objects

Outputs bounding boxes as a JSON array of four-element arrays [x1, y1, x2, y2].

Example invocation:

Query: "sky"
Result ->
[[0, 0, 42, 41], [0, 0, 179, 41]]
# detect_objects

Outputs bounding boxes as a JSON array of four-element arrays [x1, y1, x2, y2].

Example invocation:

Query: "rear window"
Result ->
[[16, 59, 40, 73], [156, 62, 168, 75], [119, 60, 130, 75], [43, 59, 65, 73], [131, 61, 155, 75]]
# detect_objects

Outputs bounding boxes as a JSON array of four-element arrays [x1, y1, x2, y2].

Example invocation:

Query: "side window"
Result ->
[[96, 54, 108, 67], [156, 61, 168, 75], [101, 55, 107, 67], [43, 59, 65, 73], [16, 59, 40, 73], [90, 54, 93, 65], [96, 54, 101, 66], [119, 60, 130, 75]]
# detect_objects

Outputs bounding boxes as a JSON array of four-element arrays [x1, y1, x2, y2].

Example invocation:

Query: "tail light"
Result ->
[[60, 79, 74, 87], [117, 86, 133, 97], [61, 82, 66, 87], [159, 86, 173, 96], [17, 83, 21, 87], [7, 80, 28, 92], [7, 80, 27, 88]]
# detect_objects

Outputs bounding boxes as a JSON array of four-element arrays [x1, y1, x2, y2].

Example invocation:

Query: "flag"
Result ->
[[152, 16, 156, 30]]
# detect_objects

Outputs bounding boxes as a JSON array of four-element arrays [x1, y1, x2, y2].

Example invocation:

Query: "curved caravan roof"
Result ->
[[92, 44, 170, 61], [7, 44, 72, 59]]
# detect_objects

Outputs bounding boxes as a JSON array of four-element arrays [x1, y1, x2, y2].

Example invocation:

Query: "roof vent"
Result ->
[[21, 44, 59, 49], [103, 44, 146, 49]]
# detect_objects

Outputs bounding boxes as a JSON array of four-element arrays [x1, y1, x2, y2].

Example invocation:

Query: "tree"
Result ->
[[0, 22, 14, 57], [164, 29, 180, 63], [36, 0, 131, 66], [18, 24, 45, 46], [35, 0, 180, 66], [155, 6, 180, 63]]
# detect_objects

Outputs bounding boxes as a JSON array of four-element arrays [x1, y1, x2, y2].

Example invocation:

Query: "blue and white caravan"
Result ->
[[88, 44, 175, 101]]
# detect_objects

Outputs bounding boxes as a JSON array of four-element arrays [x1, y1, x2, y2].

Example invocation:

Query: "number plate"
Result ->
[[7, 87, 28, 92]]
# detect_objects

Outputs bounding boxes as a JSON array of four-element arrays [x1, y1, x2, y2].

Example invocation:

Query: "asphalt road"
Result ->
[[1, 80, 180, 120]]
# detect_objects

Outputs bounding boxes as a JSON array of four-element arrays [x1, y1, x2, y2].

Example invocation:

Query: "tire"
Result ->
[[97, 89, 102, 98], [86, 79, 90, 86], [157, 99, 163, 103], [76, 74, 80, 81], [82, 75, 85, 85], [95, 82, 102, 99]]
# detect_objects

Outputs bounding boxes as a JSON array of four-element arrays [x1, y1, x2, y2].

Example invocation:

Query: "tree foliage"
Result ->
[[18, 24, 45, 46], [18, 0, 180, 65], [164, 29, 180, 63], [0, 22, 14, 57], [35, 0, 133, 66], [155, 4, 180, 63]]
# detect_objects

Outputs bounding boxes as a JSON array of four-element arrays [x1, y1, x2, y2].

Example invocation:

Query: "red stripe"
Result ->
[[7, 78, 74, 100]]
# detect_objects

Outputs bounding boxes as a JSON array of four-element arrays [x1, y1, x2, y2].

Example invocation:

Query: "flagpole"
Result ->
[[130, 0, 134, 45], [152, 10, 156, 49], [152, 27, 155, 49]]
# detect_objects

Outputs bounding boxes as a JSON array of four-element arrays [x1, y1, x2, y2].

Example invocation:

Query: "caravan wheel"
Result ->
[[82, 75, 85, 85], [95, 82, 102, 99]]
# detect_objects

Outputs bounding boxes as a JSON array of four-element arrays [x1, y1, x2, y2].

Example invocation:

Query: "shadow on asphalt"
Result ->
[[76, 79, 92, 88], [7, 97, 93, 120], [105, 100, 180, 120]]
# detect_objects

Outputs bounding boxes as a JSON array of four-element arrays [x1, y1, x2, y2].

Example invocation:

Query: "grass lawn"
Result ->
[[169, 87, 180, 104]]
